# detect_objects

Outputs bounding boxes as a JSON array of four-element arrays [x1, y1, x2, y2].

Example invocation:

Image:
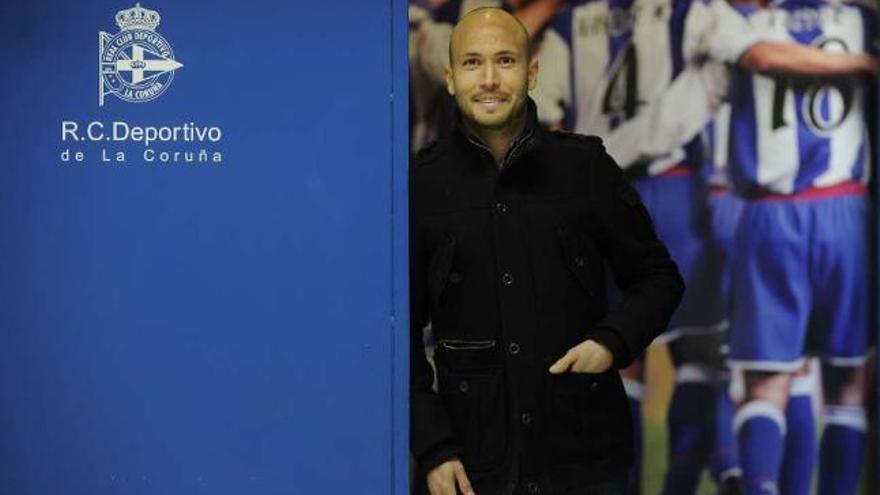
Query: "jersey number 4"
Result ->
[[602, 44, 643, 129]]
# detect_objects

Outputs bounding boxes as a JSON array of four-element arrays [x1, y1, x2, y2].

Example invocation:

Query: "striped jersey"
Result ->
[[534, 0, 760, 175], [727, 0, 877, 195]]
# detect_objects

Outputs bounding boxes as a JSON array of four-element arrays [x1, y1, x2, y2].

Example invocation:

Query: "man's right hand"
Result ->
[[426, 458, 475, 495]]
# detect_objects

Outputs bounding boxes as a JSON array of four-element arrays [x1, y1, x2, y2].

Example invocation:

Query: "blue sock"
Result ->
[[624, 380, 643, 495], [711, 378, 740, 482], [662, 381, 716, 495], [735, 401, 785, 495], [818, 406, 867, 495], [779, 394, 816, 495]]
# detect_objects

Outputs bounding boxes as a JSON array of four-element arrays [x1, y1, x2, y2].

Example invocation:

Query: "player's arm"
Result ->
[[513, 0, 567, 38], [738, 42, 878, 77], [605, 62, 728, 168], [694, 0, 878, 77]]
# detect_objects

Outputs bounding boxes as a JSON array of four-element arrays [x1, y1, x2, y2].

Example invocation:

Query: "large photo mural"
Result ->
[[409, 0, 878, 493]]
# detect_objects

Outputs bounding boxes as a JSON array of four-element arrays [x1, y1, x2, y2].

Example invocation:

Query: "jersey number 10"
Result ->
[[770, 37, 856, 137]]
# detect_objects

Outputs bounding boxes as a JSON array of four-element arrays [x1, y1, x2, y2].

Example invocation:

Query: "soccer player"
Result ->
[[704, 103, 822, 495], [723, 1, 877, 493]]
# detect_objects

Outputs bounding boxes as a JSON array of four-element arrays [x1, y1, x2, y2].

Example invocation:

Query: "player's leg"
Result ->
[[809, 194, 870, 495], [736, 371, 793, 495], [817, 362, 867, 495], [712, 373, 742, 495], [728, 200, 811, 495], [706, 191, 745, 493], [779, 359, 818, 495], [663, 330, 726, 495]]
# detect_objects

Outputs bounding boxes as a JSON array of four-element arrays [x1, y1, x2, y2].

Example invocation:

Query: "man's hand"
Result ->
[[426, 458, 475, 495], [549, 340, 614, 374]]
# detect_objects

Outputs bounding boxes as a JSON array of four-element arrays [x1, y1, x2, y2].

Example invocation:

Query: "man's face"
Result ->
[[446, 15, 538, 133]]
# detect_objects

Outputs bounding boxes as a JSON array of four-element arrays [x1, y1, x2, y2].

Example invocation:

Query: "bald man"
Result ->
[[409, 0, 564, 151], [410, 8, 683, 495]]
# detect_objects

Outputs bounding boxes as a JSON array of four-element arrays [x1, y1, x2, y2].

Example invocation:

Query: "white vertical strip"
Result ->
[[574, 2, 612, 135], [711, 103, 732, 187], [814, 5, 867, 187], [635, 0, 674, 101], [639, 0, 686, 173], [753, 10, 798, 193]]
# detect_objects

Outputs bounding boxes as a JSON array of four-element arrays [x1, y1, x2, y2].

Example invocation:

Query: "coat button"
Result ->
[[449, 272, 462, 284], [521, 412, 532, 425], [590, 381, 600, 392], [459, 380, 469, 393], [574, 256, 585, 267], [508, 342, 520, 355], [527, 481, 540, 494], [495, 202, 508, 213], [502, 272, 514, 286]]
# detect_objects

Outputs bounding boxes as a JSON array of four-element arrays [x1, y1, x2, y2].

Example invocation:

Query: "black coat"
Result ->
[[410, 102, 684, 495]]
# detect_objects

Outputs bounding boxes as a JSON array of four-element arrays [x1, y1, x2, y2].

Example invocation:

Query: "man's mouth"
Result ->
[[474, 95, 508, 110]]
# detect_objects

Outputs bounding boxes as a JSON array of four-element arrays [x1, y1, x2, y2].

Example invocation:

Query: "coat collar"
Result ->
[[450, 97, 546, 171]]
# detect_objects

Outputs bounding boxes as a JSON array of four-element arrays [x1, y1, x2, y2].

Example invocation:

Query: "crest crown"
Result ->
[[115, 3, 160, 31]]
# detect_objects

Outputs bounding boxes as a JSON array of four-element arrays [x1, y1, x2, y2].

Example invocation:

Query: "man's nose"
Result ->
[[480, 63, 500, 89]]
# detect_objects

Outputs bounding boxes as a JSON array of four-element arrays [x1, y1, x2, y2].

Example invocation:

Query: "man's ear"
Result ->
[[445, 66, 455, 96], [527, 57, 539, 90]]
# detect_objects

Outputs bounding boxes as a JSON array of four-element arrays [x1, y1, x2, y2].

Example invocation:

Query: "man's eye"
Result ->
[[462, 58, 479, 68], [498, 56, 516, 66]]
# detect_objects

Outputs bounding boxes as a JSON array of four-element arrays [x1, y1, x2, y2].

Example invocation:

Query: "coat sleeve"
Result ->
[[409, 173, 462, 476], [585, 144, 685, 368]]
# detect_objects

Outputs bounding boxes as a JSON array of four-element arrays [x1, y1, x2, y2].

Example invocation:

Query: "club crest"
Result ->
[[99, 3, 183, 106]]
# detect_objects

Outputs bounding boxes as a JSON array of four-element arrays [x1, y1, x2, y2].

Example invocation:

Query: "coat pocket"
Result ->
[[437, 364, 508, 472], [545, 370, 629, 466], [555, 225, 596, 296], [438, 339, 496, 351]]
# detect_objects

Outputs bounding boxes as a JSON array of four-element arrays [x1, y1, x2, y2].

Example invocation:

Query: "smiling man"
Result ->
[[409, 8, 684, 495], [444, 9, 533, 158]]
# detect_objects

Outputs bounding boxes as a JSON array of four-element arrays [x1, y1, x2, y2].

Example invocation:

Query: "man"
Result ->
[[410, 7, 684, 495], [410, 0, 564, 151]]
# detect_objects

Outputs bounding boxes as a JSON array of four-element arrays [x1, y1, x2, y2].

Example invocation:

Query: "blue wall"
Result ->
[[0, 1, 409, 493]]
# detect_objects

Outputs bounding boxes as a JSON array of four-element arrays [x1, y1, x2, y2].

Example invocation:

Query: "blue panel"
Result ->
[[391, 0, 411, 493], [0, 1, 402, 494]]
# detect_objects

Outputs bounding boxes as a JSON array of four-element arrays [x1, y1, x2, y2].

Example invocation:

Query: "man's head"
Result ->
[[446, 8, 538, 134]]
